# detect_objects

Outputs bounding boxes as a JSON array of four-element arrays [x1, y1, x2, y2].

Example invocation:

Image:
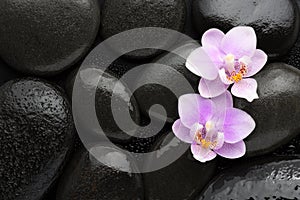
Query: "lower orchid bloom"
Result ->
[[172, 91, 255, 162], [186, 26, 268, 102]]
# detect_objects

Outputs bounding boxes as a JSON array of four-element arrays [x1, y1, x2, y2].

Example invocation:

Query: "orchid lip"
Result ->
[[223, 54, 249, 83], [193, 122, 217, 150]]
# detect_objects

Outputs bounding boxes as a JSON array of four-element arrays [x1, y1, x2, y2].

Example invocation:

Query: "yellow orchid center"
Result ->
[[224, 54, 249, 83], [194, 127, 217, 149]]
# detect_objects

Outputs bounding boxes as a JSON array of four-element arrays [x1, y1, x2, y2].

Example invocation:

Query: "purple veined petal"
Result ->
[[202, 45, 226, 67], [201, 28, 225, 49], [198, 76, 229, 98], [221, 26, 257, 58], [231, 78, 259, 102], [178, 94, 214, 128], [214, 141, 246, 159], [213, 132, 225, 150], [172, 119, 194, 143], [191, 143, 217, 163], [209, 91, 233, 130], [218, 68, 234, 85], [245, 49, 268, 77], [223, 108, 256, 144], [211, 90, 233, 110], [186, 47, 219, 80]]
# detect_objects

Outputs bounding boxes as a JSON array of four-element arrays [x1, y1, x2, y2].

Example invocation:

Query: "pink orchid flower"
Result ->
[[172, 91, 255, 162], [186, 26, 268, 102]]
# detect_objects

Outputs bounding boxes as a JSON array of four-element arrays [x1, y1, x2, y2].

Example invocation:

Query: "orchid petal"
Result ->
[[186, 47, 219, 80], [198, 76, 229, 98], [245, 49, 268, 77], [202, 28, 225, 49], [191, 143, 217, 163], [221, 26, 257, 58], [190, 123, 204, 140], [213, 132, 225, 150], [219, 68, 234, 85], [231, 78, 259, 102], [215, 141, 246, 159], [211, 90, 233, 116], [223, 108, 256, 144], [202, 45, 226, 66], [178, 94, 214, 128], [172, 119, 193, 143]]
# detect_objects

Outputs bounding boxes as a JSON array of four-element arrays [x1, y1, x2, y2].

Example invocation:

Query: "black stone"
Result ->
[[100, 0, 186, 59], [0, 59, 21, 86], [274, 134, 300, 156], [66, 68, 141, 144], [284, 0, 300, 70], [192, 0, 300, 59], [0, 0, 100, 76], [133, 42, 200, 122], [143, 132, 217, 200], [0, 78, 74, 200], [120, 119, 171, 153], [56, 145, 144, 200], [234, 63, 300, 157], [198, 156, 300, 199]]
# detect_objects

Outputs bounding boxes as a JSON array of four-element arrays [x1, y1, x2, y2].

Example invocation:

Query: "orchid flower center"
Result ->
[[194, 121, 217, 149], [224, 54, 249, 83]]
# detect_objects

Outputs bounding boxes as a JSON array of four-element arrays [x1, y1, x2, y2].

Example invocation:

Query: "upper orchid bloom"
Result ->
[[172, 91, 255, 162], [186, 26, 268, 102]]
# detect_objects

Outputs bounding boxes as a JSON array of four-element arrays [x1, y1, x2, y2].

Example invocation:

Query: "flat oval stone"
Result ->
[[192, 0, 300, 59], [143, 132, 217, 200], [56, 145, 144, 200], [0, 0, 100, 76], [133, 42, 200, 122], [66, 68, 141, 144], [100, 0, 186, 59], [0, 78, 74, 200], [198, 156, 300, 199], [234, 63, 300, 157]]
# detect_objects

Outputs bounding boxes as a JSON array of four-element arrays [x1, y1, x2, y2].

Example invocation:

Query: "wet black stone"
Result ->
[[198, 156, 300, 199], [106, 58, 142, 79], [284, 36, 300, 70], [234, 63, 300, 157], [66, 68, 141, 144], [284, 0, 300, 70], [120, 118, 171, 153], [0, 59, 21, 86], [274, 134, 300, 156], [56, 145, 144, 200], [100, 0, 186, 59], [143, 132, 217, 200], [192, 0, 300, 59], [133, 42, 200, 122], [0, 78, 74, 200], [0, 0, 100, 76]]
